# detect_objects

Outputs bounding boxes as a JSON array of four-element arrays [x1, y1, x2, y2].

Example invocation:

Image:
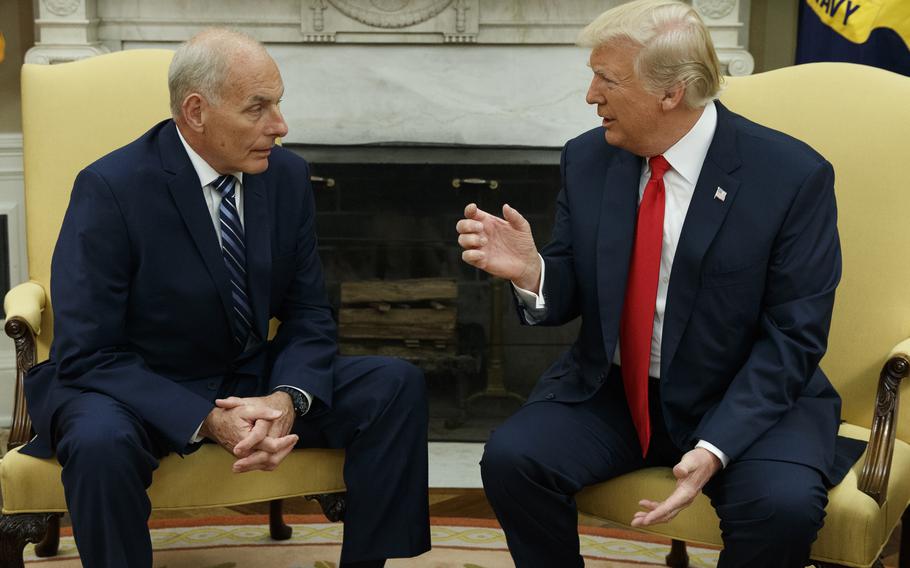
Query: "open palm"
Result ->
[[457, 203, 540, 290]]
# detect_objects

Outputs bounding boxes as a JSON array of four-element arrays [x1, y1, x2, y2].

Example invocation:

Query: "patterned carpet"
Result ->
[[24, 515, 722, 567]]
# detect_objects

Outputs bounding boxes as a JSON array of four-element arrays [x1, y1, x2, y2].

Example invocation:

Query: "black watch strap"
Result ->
[[275, 387, 310, 417]]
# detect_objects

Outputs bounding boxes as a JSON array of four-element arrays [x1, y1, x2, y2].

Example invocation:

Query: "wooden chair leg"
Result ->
[[0, 513, 57, 568], [306, 492, 347, 522], [33, 513, 62, 557], [268, 499, 292, 540], [666, 539, 689, 568]]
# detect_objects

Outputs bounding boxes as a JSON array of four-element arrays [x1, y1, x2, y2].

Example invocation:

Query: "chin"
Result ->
[[245, 159, 271, 174], [603, 129, 621, 147]]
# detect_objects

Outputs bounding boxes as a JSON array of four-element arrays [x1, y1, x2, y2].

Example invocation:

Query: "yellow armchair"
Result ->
[[0, 50, 346, 566], [576, 62, 910, 568]]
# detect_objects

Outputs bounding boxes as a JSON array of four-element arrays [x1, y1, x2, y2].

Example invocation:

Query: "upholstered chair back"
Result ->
[[721, 63, 910, 443], [21, 49, 175, 362]]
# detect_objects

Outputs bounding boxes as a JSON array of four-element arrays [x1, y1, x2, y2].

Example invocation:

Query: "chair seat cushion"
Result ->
[[0, 444, 345, 514], [576, 423, 910, 568]]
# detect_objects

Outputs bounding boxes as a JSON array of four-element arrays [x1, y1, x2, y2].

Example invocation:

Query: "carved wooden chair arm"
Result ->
[[857, 337, 910, 506], [3, 281, 46, 450]]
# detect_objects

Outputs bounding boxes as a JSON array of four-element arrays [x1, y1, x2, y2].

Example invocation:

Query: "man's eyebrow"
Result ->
[[248, 92, 284, 105]]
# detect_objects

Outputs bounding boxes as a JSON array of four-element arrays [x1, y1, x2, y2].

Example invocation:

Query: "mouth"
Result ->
[[601, 117, 615, 128], [252, 148, 272, 156]]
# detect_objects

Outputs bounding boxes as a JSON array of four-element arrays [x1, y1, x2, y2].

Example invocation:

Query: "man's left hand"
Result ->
[[631, 448, 722, 527]]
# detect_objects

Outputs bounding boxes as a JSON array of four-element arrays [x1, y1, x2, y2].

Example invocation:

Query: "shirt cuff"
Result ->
[[190, 419, 206, 444], [512, 255, 547, 325], [272, 385, 314, 416], [696, 439, 730, 469]]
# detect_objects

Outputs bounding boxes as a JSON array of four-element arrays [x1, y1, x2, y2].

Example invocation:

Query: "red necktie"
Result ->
[[620, 155, 671, 457]]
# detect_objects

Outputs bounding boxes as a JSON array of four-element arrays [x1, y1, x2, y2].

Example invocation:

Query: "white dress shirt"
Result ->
[[513, 102, 729, 466], [176, 128, 312, 443]]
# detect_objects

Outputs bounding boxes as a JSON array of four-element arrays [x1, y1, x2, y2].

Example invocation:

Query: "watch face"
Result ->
[[295, 393, 309, 416], [289, 390, 308, 417]]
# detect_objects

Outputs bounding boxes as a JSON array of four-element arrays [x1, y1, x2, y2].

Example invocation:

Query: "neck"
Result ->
[[644, 105, 705, 157], [174, 119, 228, 175]]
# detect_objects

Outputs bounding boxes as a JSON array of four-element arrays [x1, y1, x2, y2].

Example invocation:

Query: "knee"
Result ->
[[480, 428, 538, 490], [55, 396, 153, 474], [718, 482, 826, 547], [59, 425, 146, 469], [765, 485, 827, 543], [378, 357, 427, 409]]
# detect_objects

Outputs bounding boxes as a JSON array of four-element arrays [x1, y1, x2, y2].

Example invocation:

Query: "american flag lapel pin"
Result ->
[[714, 187, 727, 202]]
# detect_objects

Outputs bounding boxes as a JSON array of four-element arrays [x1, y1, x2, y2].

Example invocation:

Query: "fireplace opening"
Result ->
[[300, 151, 581, 442]]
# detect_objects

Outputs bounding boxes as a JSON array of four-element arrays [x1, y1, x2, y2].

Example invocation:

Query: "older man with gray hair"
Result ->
[[457, 0, 865, 566], [22, 28, 431, 568]]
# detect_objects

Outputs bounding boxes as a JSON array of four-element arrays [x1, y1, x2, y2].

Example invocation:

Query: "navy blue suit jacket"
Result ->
[[23, 120, 337, 458], [525, 103, 864, 484]]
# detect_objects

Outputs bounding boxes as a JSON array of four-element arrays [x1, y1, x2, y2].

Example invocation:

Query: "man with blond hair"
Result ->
[[23, 29, 430, 568], [457, 1, 864, 566]]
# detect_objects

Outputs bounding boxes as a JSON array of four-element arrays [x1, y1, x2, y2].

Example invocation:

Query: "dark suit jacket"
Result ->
[[524, 102, 864, 484], [23, 120, 337, 458]]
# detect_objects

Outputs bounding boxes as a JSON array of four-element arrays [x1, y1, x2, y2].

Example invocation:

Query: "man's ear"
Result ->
[[660, 83, 687, 111], [181, 93, 206, 132]]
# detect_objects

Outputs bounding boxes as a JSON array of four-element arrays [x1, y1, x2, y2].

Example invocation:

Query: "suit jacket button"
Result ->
[[207, 380, 218, 391], [597, 372, 606, 383], [545, 393, 555, 400]]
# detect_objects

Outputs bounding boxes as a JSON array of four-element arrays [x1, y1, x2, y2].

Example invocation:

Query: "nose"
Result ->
[[268, 105, 289, 139], [585, 78, 602, 106]]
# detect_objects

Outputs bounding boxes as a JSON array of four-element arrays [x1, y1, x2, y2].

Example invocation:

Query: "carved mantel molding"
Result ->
[[25, 1, 754, 146], [32, 1, 752, 74], [26, 0, 109, 64], [301, 0, 480, 43]]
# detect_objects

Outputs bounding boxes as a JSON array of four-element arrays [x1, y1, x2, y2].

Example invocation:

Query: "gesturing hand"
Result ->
[[456, 203, 541, 292], [631, 448, 722, 527]]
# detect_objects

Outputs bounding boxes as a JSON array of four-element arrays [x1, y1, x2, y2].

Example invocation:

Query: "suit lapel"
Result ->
[[241, 174, 272, 343], [660, 103, 742, 378], [596, 150, 642, 358], [159, 122, 235, 326]]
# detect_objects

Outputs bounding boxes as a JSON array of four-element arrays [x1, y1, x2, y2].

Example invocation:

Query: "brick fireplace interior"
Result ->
[[301, 148, 581, 442]]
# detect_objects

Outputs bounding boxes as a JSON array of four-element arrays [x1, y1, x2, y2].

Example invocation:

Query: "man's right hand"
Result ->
[[456, 203, 541, 293]]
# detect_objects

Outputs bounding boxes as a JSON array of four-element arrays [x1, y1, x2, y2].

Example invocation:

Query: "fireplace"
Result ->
[[299, 148, 580, 441]]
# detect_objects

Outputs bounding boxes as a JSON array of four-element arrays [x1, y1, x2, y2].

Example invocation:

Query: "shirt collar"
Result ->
[[659, 100, 718, 184], [175, 124, 244, 188]]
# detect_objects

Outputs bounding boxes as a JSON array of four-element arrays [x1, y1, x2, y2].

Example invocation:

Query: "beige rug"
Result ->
[[24, 515, 721, 567]]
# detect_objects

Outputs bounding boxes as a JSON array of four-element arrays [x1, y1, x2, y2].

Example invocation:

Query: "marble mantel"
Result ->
[[26, 0, 753, 147]]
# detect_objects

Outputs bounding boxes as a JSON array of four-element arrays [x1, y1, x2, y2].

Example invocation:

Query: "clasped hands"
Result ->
[[199, 392, 298, 473]]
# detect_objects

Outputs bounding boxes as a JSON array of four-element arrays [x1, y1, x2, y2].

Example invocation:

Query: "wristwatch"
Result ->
[[275, 386, 310, 417]]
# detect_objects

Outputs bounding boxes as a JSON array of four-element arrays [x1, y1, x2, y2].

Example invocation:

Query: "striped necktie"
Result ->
[[213, 175, 253, 348]]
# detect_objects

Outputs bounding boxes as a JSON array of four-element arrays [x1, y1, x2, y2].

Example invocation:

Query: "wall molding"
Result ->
[[0, 134, 24, 178], [0, 133, 26, 427]]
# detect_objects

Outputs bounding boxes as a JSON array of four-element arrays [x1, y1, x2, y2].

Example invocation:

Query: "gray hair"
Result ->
[[168, 28, 266, 118], [578, 0, 722, 108]]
